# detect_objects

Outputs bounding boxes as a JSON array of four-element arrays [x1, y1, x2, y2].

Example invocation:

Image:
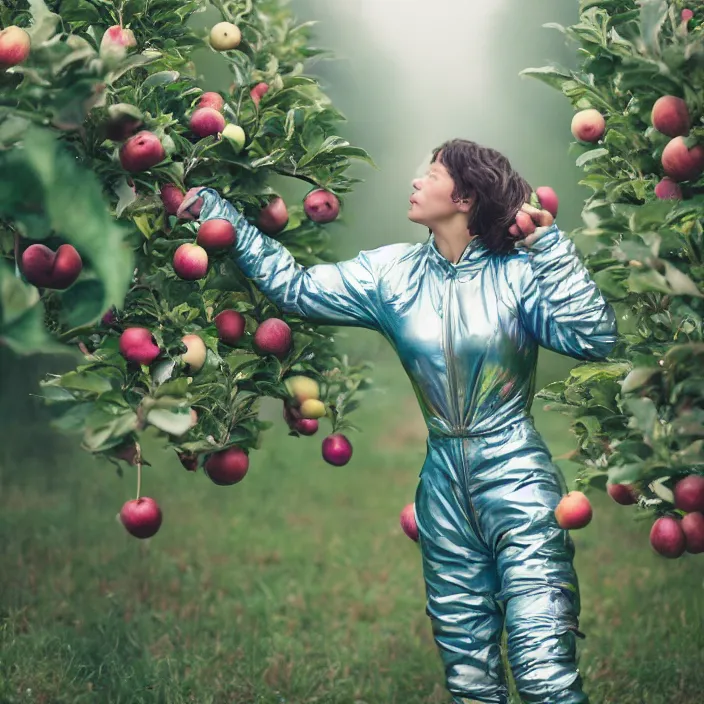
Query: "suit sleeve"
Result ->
[[516, 224, 619, 360], [196, 188, 382, 330]]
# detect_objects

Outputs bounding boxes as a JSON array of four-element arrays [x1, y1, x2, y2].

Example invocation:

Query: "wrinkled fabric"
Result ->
[[195, 188, 619, 704]]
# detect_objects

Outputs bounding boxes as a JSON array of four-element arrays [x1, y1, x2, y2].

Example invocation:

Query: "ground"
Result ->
[[1, 354, 702, 703]]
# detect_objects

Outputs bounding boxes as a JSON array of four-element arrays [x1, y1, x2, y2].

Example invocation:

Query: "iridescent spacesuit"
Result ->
[[187, 187, 619, 704]]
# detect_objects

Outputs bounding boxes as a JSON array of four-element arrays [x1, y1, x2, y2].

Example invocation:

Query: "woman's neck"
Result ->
[[431, 223, 477, 264]]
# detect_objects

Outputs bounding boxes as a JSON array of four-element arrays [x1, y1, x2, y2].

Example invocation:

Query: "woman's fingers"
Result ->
[[520, 202, 554, 227]]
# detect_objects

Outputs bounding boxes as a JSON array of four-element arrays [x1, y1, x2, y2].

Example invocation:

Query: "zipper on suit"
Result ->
[[442, 274, 490, 553]]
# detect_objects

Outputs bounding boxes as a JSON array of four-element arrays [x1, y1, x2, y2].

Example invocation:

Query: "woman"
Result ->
[[179, 138, 618, 704]]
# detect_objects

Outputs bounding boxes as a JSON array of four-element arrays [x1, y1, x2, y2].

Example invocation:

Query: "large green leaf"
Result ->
[[0, 260, 66, 355]]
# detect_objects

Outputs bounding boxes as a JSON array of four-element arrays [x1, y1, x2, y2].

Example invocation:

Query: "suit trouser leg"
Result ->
[[476, 424, 591, 704], [415, 439, 509, 704]]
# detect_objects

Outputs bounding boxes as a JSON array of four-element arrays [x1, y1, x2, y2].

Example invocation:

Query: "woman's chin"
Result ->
[[407, 208, 425, 225]]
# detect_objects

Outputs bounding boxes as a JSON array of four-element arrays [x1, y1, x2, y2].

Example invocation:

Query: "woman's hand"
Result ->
[[176, 187, 208, 220], [509, 203, 555, 249]]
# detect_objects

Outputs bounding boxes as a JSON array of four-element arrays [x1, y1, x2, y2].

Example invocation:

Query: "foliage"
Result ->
[[0, 0, 377, 479], [522, 0, 703, 518]]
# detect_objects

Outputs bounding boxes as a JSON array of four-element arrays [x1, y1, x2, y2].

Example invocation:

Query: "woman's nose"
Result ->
[[411, 178, 421, 190]]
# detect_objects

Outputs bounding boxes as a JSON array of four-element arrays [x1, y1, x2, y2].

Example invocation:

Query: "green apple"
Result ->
[[222, 123, 246, 153]]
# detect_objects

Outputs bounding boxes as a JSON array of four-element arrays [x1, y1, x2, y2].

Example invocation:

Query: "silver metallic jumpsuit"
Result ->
[[193, 188, 619, 704]]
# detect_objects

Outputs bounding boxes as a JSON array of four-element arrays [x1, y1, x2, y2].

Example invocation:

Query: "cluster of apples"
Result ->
[[607, 475, 704, 559], [207, 21, 272, 110], [166, 185, 341, 283], [115, 316, 352, 540], [550, 475, 704, 560], [189, 90, 247, 149], [282, 375, 353, 465], [570, 83, 703, 197]]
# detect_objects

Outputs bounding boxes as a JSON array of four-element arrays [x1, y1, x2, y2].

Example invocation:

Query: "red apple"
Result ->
[[257, 196, 289, 235], [651, 96, 690, 138], [214, 309, 246, 346], [555, 491, 593, 530], [177, 451, 199, 471], [100, 25, 137, 61], [120, 497, 162, 539], [119, 131, 165, 172], [294, 418, 318, 436], [250, 82, 269, 107], [571, 109, 606, 143], [0, 26, 31, 69], [304, 189, 340, 224], [322, 433, 353, 467], [119, 327, 160, 365], [682, 9, 694, 23], [196, 219, 236, 250], [160, 184, 185, 215], [21, 243, 82, 289], [662, 136, 704, 182], [204, 446, 249, 485], [650, 516, 686, 558], [681, 512, 704, 554], [654, 177, 682, 200], [198, 92, 225, 112], [190, 107, 226, 138], [674, 474, 704, 512], [173, 243, 208, 280], [400, 503, 419, 542], [606, 482, 639, 506], [535, 186, 559, 217], [253, 318, 292, 359]]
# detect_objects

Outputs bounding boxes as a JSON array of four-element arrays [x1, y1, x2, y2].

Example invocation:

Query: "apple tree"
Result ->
[[0, 0, 377, 538], [522, 0, 704, 558]]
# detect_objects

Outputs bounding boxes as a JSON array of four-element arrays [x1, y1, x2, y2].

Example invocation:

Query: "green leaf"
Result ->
[[83, 411, 138, 451], [569, 362, 630, 384], [146, 407, 194, 436], [638, 0, 668, 57], [627, 267, 672, 295], [297, 136, 376, 168], [518, 65, 573, 91], [61, 279, 107, 327], [27, 0, 60, 46], [0, 260, 66, 355], [608, 463, 645, 484], [623, 397, 658, 437], [576, 148, 609, 167], [662, 262, 703, 298], [58, 0, 101, 23], [114, 177, 138, 218], [142, 71, 180, 89], [621, 367, 660, 394], [58, 370, 112, 394]]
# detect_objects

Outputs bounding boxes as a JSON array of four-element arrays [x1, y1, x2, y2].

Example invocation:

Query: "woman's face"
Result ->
[[408, 155, 468, 229]]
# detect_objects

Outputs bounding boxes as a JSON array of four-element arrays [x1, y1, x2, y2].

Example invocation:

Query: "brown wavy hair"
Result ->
[[431, 139, 532, 254]]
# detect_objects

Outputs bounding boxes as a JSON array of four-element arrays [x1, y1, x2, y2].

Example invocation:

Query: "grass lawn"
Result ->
[[1, 353, 702, 703]]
